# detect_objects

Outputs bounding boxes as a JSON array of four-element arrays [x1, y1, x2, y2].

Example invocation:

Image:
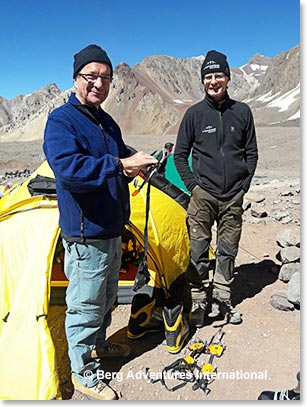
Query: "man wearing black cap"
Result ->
[[174, 50, 258, 328], [43, 44, 157, 400]]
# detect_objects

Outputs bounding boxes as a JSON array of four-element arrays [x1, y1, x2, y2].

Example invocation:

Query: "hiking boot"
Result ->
[[127, 293, 164, 339], [91, 341, 131, 359], [218, 300, 242, 324], [71, 373, 117, 400], [220, 300, 242, 324], [189, 286, 208, 328], [208, 301, 220, 318], [258, 389, 300, 400], [189, 301, 207, 328], [163, 304, 189, 354]]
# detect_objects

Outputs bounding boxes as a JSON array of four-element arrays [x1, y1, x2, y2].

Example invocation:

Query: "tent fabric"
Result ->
[[128, 177, 190, 292], [0, 208, 60, 400], [0, 160, 192, 400], [0, 161, 60, 400], [164, 154, 192, 195]]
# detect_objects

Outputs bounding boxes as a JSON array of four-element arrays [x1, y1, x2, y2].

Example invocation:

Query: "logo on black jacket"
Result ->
[[202, 125, 216, 134]]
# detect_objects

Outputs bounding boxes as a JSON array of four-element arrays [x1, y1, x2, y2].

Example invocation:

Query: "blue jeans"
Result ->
[[62, 237, 122, 387]]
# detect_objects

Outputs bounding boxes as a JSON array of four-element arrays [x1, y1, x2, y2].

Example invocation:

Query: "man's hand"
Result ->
[[120, 152, 158, 178]]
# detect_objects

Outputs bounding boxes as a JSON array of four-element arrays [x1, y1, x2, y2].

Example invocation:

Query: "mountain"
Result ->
[[0, 83, 69, 142], [243, 45, 300, 126], [0, 45, 300, 142]]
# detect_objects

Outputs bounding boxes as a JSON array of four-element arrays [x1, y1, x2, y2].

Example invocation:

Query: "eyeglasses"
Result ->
[[78, 73, 112, 84], [203, 73, 226, 82]]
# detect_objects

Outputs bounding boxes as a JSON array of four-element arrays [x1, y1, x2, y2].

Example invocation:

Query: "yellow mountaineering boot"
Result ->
[[162, 304, 189, 354], [127, 294, 164, 339]]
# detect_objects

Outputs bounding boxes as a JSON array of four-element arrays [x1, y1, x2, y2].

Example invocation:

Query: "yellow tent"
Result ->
[[0, 160, 193, 400]]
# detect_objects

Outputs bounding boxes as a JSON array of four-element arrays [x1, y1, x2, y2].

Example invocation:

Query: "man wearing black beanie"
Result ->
[[174, 50, 258, 328], [200, 50, 231, 80], [43, 44, 157, 400], [73, 44, 114, 79]]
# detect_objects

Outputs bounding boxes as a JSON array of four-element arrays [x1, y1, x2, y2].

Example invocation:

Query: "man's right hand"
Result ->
[[120, 152, 158, 178]]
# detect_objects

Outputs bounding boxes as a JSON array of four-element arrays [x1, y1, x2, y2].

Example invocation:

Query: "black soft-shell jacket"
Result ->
[[174, 92, 258, 200]]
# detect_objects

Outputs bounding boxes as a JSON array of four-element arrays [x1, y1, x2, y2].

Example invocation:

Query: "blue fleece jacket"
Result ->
[[43, 93, 131, 240]]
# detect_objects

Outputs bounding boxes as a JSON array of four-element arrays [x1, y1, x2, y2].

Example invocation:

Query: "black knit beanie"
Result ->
[[73, 44, 113, 78], [201, 50, 231, 80]]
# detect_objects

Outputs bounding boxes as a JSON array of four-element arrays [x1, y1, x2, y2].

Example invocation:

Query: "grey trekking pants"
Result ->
[[185, 185, 244, 301]]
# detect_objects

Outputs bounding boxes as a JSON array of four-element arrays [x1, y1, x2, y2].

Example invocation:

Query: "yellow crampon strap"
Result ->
[[208, 344, 224, 357], [189, 342, 205, 351], [146, 329, 226, 395], [182, 356, 194, 365], [201, 363, 215, 375]]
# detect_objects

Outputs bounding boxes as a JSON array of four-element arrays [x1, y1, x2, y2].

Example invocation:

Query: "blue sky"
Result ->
[[0, 0, 300, 99]]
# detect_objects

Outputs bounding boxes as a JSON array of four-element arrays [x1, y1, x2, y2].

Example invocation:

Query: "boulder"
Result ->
[[279, 263, 300, 282], [279, 246, 300, 264], [287, 272, 300, 306], [270, 291, 295, 311], [276, 229, 300, 248]]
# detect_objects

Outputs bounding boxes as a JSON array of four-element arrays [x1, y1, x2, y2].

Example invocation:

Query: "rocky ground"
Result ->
[[0, 126, 301, 401]]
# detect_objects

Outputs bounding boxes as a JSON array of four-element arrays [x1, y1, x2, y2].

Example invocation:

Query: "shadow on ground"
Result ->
[[49, 259, 278, 399], [203, 259, 279, 327], [100, 327, 165, 382], [48, 306, 166, 400], [231, 259, 279, 306]]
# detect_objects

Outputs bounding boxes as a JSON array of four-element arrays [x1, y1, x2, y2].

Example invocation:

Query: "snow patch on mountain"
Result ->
[[267, 83, 300, 112]]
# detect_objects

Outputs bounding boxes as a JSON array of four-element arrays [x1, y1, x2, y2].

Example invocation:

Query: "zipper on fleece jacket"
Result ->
[[72, 103, 126, 236], [98, 123, 124, 229], [80, 213, 86, 244], [218, 111, 227, 194]]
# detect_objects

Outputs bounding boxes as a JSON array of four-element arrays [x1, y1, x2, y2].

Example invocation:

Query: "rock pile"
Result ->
[[244, 181, 300, 226], [270, 229, 300, 311]]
